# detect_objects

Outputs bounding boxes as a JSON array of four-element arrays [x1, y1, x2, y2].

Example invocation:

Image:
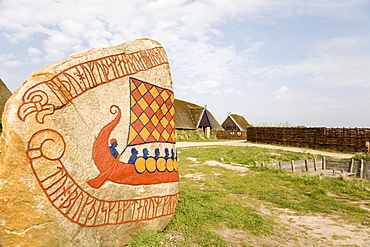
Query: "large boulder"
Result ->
[[0, 39, 179, 246]]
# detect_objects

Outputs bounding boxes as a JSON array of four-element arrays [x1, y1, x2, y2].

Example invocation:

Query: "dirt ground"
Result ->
[[176, 140, 354, 159], [215, 205, 370, 247]]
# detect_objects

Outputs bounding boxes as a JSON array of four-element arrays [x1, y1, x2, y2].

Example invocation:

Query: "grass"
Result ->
[[177, 139, 226, 142], [245, 141, 355, 155], [245, 167, 369, 216], [126, 230, 169, 247], [176, 129, 214, 141], [178, 145, 325, 165], [127, 185, 273, 246], [165, 190, 264, 246], [171, 186, 272, 232], [354, 152, 370, 161], [126, 145, 370, 246]]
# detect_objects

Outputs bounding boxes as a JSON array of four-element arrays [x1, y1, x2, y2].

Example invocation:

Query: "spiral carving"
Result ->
[[27, 129, 66, 161]]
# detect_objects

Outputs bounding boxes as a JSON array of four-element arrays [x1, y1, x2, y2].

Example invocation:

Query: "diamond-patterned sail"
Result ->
[[128, 77, 175, 146]]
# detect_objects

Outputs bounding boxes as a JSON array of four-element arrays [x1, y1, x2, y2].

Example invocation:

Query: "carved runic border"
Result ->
[[18, 47, 169, 124], [27, 129, 178, 227]]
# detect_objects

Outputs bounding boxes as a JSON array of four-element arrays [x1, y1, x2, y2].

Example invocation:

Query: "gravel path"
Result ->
[[176, 140, 354, 159]]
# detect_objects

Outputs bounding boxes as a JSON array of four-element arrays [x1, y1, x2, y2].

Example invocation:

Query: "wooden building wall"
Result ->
[[221, 116, 240, 131]]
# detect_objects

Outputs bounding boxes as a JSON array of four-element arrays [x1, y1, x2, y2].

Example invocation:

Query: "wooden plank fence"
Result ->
[[253, 158, 324, 173], [246, 127, 370, 153], [252, 158, 370, 179], [326, 159, 370, 180]]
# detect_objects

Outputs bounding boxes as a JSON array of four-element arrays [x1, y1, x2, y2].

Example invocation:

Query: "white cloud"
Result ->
[[43, 32, 83, 61], [1, 0, 367, 60], [0, 53, 22, 68], [212, 87, 242, 96], [27, 47, 41, 57], [2, 60, 22, 68], [59, 20, 87, 38], [313, 36, 368, 57], [29, 57, 42, 64], [173, 42, 245, 95], [275, 56, 370, 88], [272, 86, 306, 101], [249, 35, 370, 88]]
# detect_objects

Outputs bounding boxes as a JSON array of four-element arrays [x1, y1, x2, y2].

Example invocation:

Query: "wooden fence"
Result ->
[[325, 159, 370, 180], [246, 127, 370, 153], [253, 158, 370, 179], [253, 158, 324, 173], [216, 130, 246, 140]]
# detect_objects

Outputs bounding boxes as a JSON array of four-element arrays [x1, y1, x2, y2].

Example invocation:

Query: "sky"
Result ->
[[1, 0, 370, 127]]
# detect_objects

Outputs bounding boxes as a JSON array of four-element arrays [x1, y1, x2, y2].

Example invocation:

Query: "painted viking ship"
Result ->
[[87, 77, 179, 189]]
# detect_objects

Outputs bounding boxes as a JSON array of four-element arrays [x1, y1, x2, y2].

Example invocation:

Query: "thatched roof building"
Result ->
[[0, 78, 12, 126], [221, 113, 252, 131], [174, 99, 224, 131]]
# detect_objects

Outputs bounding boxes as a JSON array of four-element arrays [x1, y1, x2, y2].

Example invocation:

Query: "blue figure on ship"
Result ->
[[109, 139, 119, 158], [128, 148, 138, 164]]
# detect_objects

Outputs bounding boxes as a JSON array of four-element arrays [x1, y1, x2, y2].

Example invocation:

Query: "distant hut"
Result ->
[[174, 99, 223, 138], [0, 78, 12, 128], [221, 113, 252, 131]]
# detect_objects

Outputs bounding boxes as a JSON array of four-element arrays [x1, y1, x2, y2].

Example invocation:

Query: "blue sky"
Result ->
[[1, 0, 370, 127]]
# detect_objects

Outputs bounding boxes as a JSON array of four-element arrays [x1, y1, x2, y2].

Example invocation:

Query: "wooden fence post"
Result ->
[[349, 159, 354, 173], [305, 159, 309, 171], [313, 158, 317, 171], [279, 161, 282, 170], [360, 160, 364, 179], [291, 160, 295, 172], [364, 161, 369, 179], [322, 157, 326, 170]]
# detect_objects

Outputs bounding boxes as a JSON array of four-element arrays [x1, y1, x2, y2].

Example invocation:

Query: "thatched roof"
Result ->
[[221, 113, 252, 131], [174, 99, 224, 130], [0, 78, 12, 125]]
